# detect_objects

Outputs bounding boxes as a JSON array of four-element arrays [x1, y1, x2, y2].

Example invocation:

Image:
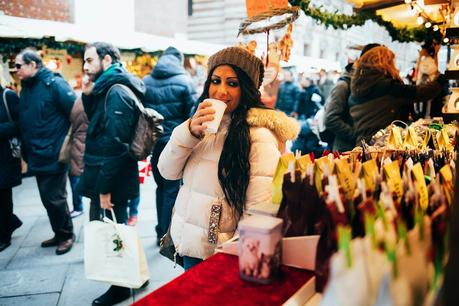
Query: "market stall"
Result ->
[[132, 2, 458, 305]]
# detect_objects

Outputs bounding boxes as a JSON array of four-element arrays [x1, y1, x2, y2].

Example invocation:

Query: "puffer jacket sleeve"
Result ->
[[245, 127, 281, 210], [158, 119, 201, 180], [324, 80, 354, 139]]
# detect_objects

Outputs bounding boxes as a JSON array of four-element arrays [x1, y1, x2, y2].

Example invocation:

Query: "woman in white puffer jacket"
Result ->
[[158, 47, 299, 270]]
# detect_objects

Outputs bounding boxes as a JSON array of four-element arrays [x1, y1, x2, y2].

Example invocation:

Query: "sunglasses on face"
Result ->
[[15, 63, 24, 69]]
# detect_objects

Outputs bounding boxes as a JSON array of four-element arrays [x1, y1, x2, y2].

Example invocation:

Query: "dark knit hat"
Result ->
[[207, 47, 264, 88]]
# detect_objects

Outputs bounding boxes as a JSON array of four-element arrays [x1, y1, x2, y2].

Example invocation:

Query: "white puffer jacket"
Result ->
[[158, 108, 299, 259]]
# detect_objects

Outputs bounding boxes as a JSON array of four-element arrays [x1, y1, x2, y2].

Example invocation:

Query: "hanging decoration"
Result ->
[[238, 6, 300, 36], [239, 1, 299, 86], [288, 0, 443, 43]]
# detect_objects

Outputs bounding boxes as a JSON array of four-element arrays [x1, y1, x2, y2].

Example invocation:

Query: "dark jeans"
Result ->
[[128, 196, 140, 217], [183, 256, 203, 271], [36, 172, 74, 241], [69, 175, 83, 212], [89, 197, 128, 224], [0, 188, 21, 243], [151, 138, 180, 239]]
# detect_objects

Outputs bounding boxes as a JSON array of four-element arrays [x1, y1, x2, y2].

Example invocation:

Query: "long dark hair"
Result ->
[[197, 65, 265, 219]]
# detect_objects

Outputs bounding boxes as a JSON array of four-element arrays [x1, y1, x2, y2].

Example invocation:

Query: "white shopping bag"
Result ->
[[84, 210, 150, 288]]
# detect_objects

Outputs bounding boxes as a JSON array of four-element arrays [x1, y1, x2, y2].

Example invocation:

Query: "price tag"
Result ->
[[362, 159, 378, 193], [384, 160, 403, 203], [412, 163, 428, 210], [335, 158, 356, 201]]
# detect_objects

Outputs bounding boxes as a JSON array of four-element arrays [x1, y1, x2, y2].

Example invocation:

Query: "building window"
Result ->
[[188, 0, 193, 16]]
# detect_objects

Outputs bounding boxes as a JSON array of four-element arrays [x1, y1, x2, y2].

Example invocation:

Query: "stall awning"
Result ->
[[347, 0, 451, 28], [0, 15, 226, 56]]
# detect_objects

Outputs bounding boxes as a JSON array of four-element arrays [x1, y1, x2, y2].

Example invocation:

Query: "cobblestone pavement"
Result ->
[[0, 176, 183, 306]]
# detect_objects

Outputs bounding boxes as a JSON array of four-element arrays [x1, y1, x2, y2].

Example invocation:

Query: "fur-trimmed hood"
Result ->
[[247, 108, 300, 143]]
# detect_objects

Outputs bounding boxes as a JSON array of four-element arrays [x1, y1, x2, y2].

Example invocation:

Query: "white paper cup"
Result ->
[[204, 99, 227, 134]]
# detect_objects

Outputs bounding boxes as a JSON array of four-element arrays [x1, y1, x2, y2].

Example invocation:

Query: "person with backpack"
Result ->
[[324, 43, 380, 152], [78, 41, 145, 306]]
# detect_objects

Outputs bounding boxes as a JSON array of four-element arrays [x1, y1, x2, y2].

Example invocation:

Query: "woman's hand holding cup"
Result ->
[[189, 100, 216, 138]]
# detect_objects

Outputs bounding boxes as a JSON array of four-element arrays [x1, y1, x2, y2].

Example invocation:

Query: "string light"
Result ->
[[417, 15, 424, 25], [433, 25, 439, 31], [425, 22, 432, 28]]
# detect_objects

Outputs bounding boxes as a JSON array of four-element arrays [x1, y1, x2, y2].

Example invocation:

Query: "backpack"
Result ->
[[105, 84, 164, 161]]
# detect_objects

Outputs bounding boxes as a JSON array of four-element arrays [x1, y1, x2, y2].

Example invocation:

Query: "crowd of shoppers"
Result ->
[[0, 41, 448, 306]]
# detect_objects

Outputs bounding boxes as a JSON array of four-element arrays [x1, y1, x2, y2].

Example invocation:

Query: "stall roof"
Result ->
[[347, 0, 454, 28], [0, 15, 226, 56]]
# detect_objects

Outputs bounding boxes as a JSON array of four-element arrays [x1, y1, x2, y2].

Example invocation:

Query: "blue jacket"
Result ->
[[79, 64, 144, 203], [143, 51, 196, 139], [295, 84, 323, 120], [275, 81, 300, 115], [0, 88, 21, 188], [19, 68, 76, 175]]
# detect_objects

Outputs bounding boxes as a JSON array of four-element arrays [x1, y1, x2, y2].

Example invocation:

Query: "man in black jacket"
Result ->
[[79, 42, 143, 306], [143, 46, 197, 244], [16, 48, 76, 255]]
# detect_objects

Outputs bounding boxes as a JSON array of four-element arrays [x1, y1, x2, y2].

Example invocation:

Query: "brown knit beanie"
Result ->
[[207, 47, 264, 88]]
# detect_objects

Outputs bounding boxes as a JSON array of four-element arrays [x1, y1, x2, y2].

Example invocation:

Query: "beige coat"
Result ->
[[158, 107, 299, 259]]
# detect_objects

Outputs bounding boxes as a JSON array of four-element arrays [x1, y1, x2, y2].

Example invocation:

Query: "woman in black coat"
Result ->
[[0, 85, 23, 252]]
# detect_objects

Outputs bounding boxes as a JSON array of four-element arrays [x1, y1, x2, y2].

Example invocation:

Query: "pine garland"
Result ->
[[0, 37, 158, 62], [289, 0, 443, 43]]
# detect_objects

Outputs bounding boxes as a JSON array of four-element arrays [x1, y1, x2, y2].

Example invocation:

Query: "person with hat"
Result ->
[[157, 46, 300, 270]]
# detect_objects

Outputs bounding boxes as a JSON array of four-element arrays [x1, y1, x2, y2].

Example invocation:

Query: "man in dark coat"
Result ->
[[16, 48, 76, 255], [143, 46, 197, 243], [0, 85, 22, 252], [79, 42, 144, 306], [275, 70, 300, 116]]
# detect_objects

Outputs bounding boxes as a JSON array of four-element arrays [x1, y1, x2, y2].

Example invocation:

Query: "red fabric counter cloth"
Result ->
[[133, 253, 315, 306]]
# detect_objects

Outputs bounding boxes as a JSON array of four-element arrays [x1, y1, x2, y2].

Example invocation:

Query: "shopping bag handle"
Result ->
[[102, 208, 118, 224]]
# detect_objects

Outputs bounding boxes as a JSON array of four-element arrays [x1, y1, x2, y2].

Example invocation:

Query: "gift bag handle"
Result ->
[[102, 208, 118, 224]]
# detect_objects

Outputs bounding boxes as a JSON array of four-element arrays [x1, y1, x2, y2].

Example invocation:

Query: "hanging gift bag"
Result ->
[[84, 210, 150, 288]]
